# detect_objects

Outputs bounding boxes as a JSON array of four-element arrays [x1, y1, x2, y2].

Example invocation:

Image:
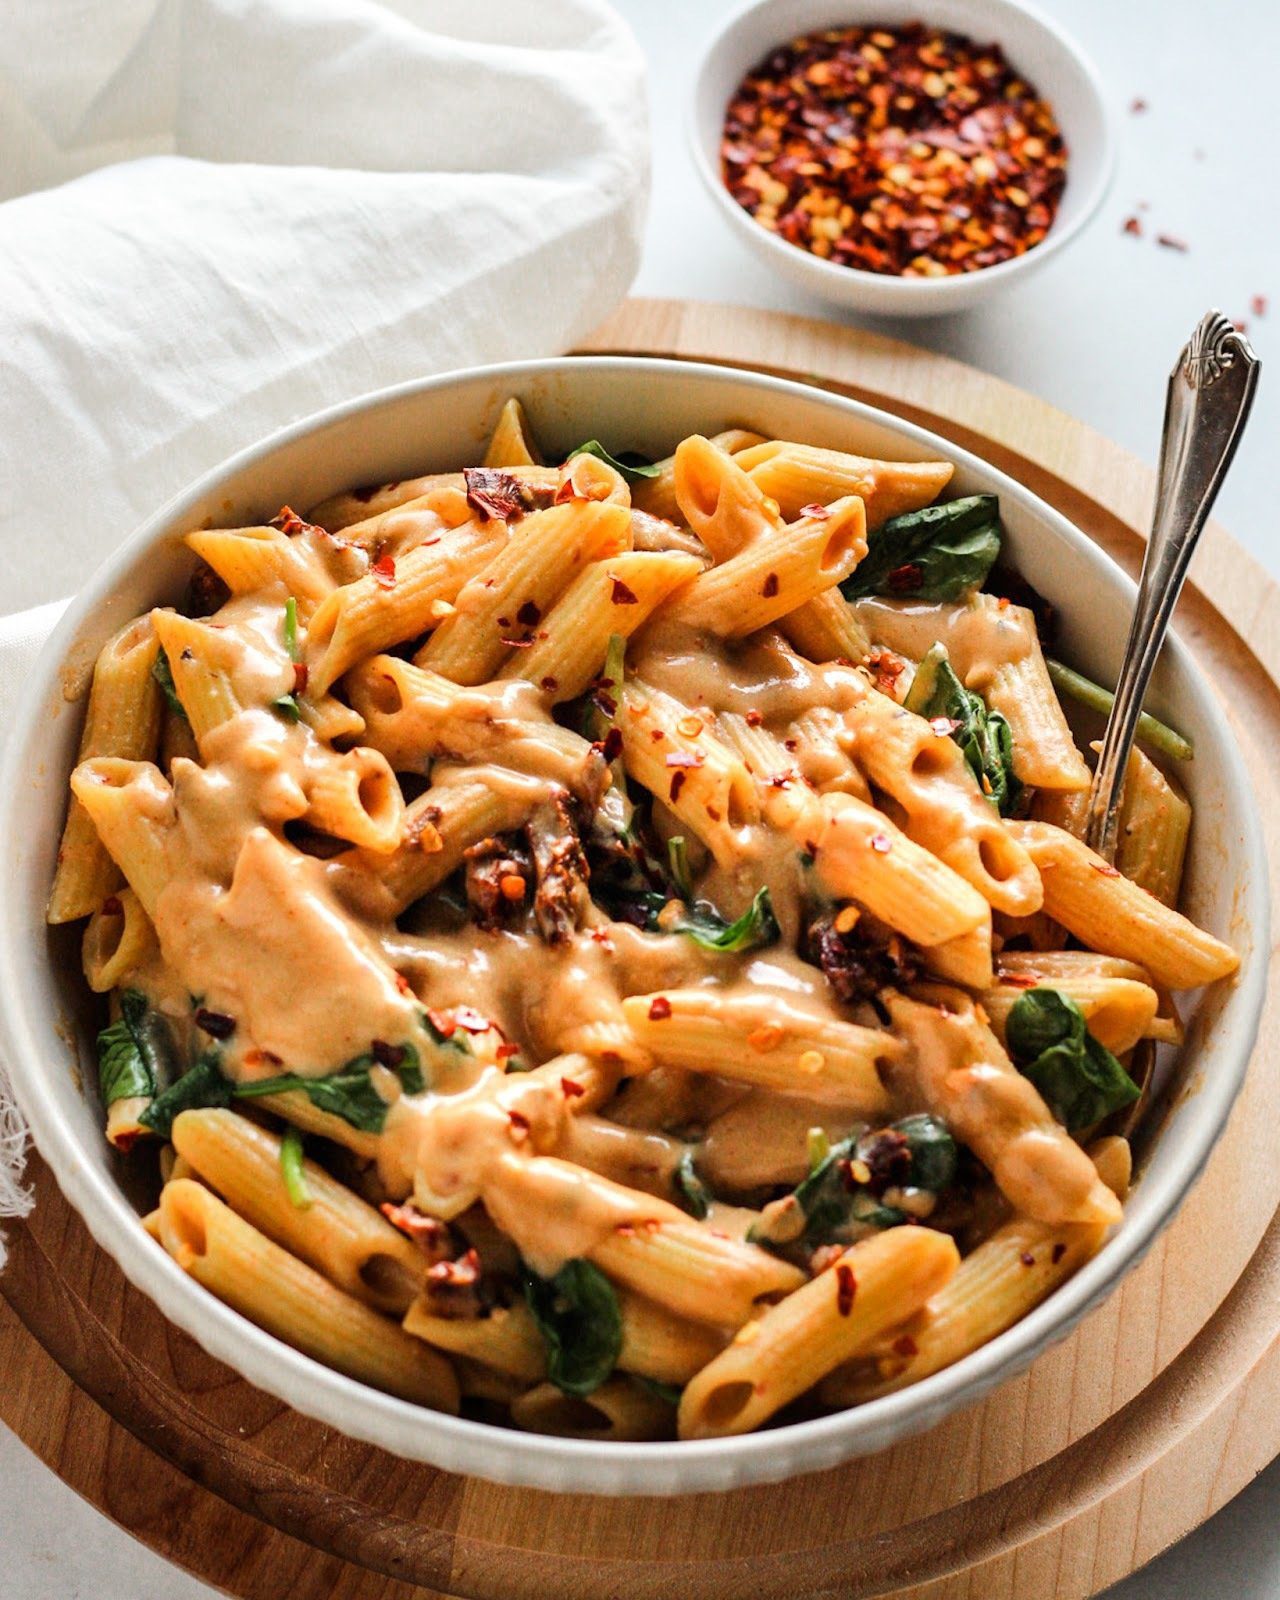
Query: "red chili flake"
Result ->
[[720, 24, 1068, 279], [496, 616, 511, 629], [648, 996, 673, 1021], [1251, 294, 1268, 318], [1020, 1251, 1035, 1267], [508, 1110, 531, 1136], [452, 1006, 492, 1034], [499, 636, 536, 649], [371, 553, 396, 589], [1052, 1242, 1067, 1264], [463, 467, 531, 523], [540, 675, 559, 692], [592, 687, 618, 718], [380, 1201, 447, 1254], [609, 575, 639, 605], [1232, 320, 1248, 335], [516, 600, 541, 627], [650, 728, 665, 742], [425, 1007, 457, 1039], [706, 804, 722, 821], [1001, 972, 1039, 989], [666, 750, 705, 769], [892, 1334, 919, 1357], [496, 1041, 520, 1061], [887, 562, 924, 593], [669, 770, 687, 802], [100, 895, 124, 916], [428, 1247, 481, 1287], [762, 572, 780, 599], [1092, 861, 1121, 878], [244, 1048, 283, 1068], [194, 1007, 236, 1040], [561, 1077, 586, 1099], [292, 661, 309, 695], [869, 832, 892, 853], [745, 709, 763, 726], [804, 839, 819, 859], [835, 1262, 857, 1316], [599, 727, 624, 762], [371, 1039, 406, 1069], [783, 737, 799, 752], [800, 503, 830, 520], [271, 506, 321, 538], [1122, 215, 1142, 237], [1156, 233, 1189, 253], [1130, 96, 1148, 113], [394, 972, 414, 996]]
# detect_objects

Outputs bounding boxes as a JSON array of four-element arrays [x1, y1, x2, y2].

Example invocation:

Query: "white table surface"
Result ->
[[3, 1, 1277, 1595]]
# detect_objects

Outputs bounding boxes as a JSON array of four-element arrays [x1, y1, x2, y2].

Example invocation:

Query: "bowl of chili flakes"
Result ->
[[691, 0, 1114, 315]]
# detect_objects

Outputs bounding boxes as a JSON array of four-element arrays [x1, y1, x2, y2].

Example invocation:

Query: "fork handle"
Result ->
[[1084, 312, 1260, 859]]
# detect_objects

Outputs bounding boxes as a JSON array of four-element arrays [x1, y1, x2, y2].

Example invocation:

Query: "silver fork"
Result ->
[[1084, 311, 1261, 858]]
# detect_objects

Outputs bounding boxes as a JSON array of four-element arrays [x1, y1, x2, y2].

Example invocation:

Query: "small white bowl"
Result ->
[[0, 358, 1265, 1495], [690, 0, 1116, 316]]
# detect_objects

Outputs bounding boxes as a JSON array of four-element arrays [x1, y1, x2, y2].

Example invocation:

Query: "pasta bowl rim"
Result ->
[[0, 354, 1266, 1496], [688, 0, 1117, 316]]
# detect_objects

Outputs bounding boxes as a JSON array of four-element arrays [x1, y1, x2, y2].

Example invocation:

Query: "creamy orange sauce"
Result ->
[[98, 518, 1078, 1275]]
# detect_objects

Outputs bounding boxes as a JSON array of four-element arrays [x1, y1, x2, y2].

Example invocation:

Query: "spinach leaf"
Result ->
[[667, 835, 693, 901], [522, 1259, 623, 1396], [904, 643, 1021, 815], [840, 494, 1001, 602], [633, 1376, 682, 1407], [96, 988, 177, 1107], [139, 1051, 233, 1138], [233, 1043, 425, 1133], [750, 1134, 906, 1248], [282, 596, 300, 663], [673, 1149, 712, 1220], [888, 1114, 957, 1192], [152, 648, 188, 722], [1006, 988, 1139, 1132], [669, 886, 780, 954], [567, 440, 661, 481], [270, 693, 301, 723]]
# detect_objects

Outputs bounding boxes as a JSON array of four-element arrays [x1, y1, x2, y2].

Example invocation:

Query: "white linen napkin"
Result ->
[[0, 0, 648, 1264]]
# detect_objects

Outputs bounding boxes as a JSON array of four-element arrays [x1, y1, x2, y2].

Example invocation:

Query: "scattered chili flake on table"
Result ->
[[720, 22, 1068, 278], [1252, 294, 1268, 318]]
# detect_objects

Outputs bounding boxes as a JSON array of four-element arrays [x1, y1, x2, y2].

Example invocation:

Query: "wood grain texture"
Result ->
[[2, 298, 1277, 1600]]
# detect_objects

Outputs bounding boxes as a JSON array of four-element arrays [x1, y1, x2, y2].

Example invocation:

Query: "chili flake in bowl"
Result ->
[[690, 0, 1114, 315], [723, 24, 1066, 278]]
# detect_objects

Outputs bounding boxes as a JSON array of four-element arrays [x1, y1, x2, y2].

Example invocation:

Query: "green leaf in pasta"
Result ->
[[522, 1259, 623, 1397], [152, 648, 188, 722], [233, 1043, 426, 1134], [904, 642, 1021, 815], [890, 1113, 958, 1193], [279, 1125, 313, 1209], [672, 1148, 712, 1220], [282, 596, 300, 663], [668, 886, 780, 954], [95, 988, 176, 1107], [1006, 987, 1139, 1132], [139, 1050, 233, 1138], [840, 493, 1001, 602], [567, 440, 662, 481]]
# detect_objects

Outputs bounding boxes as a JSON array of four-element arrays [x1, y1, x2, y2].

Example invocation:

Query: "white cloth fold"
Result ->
[[0, 0, 649, 1263]]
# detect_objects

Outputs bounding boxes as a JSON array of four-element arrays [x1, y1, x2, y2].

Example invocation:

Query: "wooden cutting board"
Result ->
[[3, 296, 1279, 1600]]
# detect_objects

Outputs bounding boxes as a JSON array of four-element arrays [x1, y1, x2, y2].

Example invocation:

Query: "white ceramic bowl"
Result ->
[[690, 0, 1115, 316], [0, 358, 1265, 1496]]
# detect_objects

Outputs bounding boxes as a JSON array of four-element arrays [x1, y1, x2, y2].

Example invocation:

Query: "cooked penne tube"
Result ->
[[621, 990, 899, 1110], [184, 526, 336, 608], [666, 498, 866, 638], [888, 992, 1122, 1227], [306, 517, 508, 692], [780, 587, 872, 666], [511, 1377, 672, 1441], [1114, 745, 1191, 907], [1008, 820, 1238, 989], [309, 464, 559, 534], [415, 500, 630, 683], [483, 397, 543, 469], [172, 1108, 427, 1314], [678, 1226, 959, 1438], [618, 681, 759, 867], [149, 610, 243, 742], [732, 439, 954, 527], [156, 1180, 459, 1410], [921, 921, 995, 989], [49, 617, 163, 923], [81, 886, 156, 992], [616, 1287, 727, 1385], [404, 1297, 547, 1382], [69, 758, 176, 916], [811, 791, 990, 946], [304, 744, 404, 854], [631, 428, 766, 525], [981, 973, 1160, 1056], [346, 657, 601, 793], [500, 550, 701, 702]]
